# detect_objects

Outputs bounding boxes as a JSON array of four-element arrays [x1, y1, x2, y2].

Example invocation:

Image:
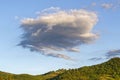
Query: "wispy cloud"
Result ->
[[106, 49, 120, 59], [18, 7, 99, 60], [89, 57, 103, 61], [89, 49, 120, 61], [101, 3, 113, 9], [41, 52, 73, 60], [14, 16, 20, 20], [68, 48, 80, 53], [91, 2, 97, 7], [90, 0, 120, 10]]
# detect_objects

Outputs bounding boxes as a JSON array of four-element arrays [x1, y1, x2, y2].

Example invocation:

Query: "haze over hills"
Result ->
[[0, 57, 120, 80]]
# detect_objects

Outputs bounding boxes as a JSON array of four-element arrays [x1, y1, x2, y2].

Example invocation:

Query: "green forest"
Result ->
[[0, 57, 120, 80]]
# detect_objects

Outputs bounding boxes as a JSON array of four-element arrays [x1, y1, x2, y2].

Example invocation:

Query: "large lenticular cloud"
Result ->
[[19, 8, 99, 60]]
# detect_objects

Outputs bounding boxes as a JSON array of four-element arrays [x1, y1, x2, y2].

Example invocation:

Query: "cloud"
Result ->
[[100, 0, 120, 10], [68, 48, 80, 53], [14, 16, 20, 20], [101, 3, 113, 9], [91, 2, 97, 6], [90, 1, 120, 10], [19, 7, 99, 60], [41, 7, 60, 13], [89, 57, 102, 61], [106, 49, 120, 59], [41, 52, 73, 60], [36, 7, 60, 15], [89, 49, 120, 61]]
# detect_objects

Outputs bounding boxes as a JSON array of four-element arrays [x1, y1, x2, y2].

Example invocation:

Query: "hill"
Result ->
[[0, 69, 66, 80], [0, 57, 120, 80]]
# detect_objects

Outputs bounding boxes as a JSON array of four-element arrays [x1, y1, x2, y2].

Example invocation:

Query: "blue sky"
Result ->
[[0, 0, 120, 74]]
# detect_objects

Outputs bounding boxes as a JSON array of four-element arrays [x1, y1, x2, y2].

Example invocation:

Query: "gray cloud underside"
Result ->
[[19, 8, 98, 60]]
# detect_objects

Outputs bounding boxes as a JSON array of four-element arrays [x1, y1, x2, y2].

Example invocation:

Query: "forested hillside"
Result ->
[[52, 57, 120, 80], [0, 57, 120, 80]]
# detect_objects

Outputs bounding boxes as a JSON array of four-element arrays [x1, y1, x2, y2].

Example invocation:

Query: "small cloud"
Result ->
[[101, 3, 113, 9], [106, 49, 120, 59], [36, 7, 61, 15], [35, 11, 41, 15], [91, 2, 97, 6], [89, 49, 120, 61], [14, 16, 20, 20], [42, 52, 73, 60], [89, 57, 103, 61]]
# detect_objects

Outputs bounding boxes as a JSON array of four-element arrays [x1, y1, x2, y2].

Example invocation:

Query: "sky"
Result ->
[[0, 0, 120, 75]]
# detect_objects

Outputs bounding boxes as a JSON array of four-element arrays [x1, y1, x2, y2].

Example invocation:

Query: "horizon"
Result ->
[[0, 0, 120, 75], [0, 57, 119, 75]]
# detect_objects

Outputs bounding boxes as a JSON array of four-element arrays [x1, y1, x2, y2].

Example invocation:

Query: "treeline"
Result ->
[[0, 57, 120, 80], [52, 57, 120, 80], [0, 69, 66, 80]]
